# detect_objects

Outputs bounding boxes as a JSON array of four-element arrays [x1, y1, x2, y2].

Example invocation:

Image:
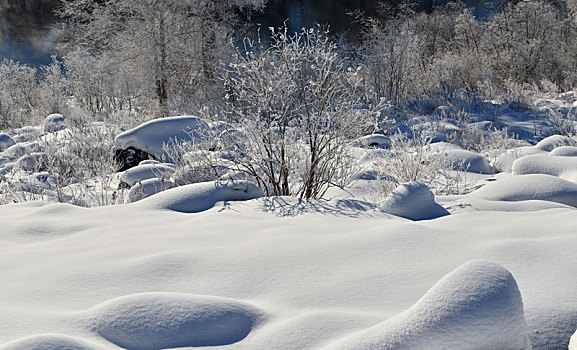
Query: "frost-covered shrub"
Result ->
[[0, 123, 123, 207], [216, 26, 381, 198]]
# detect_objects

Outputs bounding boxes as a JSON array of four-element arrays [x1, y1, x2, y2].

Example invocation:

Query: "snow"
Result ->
[[2, 194, 577, 348], [14, 152, 46, 172], [494, 135, 576, 173], [0, 334, 103, 350], [326, 260, 531, 350], [570, 330, 577, 350], [133, 180, 265, 213], [550, 146, 577, 157], [468, 174, 577, 208], [4, 98, 577, 349], [128, 178, 174, 202], [114, 116, 212, 160], [0, 133, 15, 151], [86, 292, 264, 349], [534, 134, 574, 152], [512, 154, 577, 182], [440, 148, 493, 174], [354, 134, 391, 148], [43, 114, 66, 133], [380, 182, 449, 220], [119, 162, 175, 186]]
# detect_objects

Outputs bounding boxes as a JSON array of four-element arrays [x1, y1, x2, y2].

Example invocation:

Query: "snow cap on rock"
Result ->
[[114, 116, 212, 162], [43, 114, 66, 133], [380, 182, 449, 220]]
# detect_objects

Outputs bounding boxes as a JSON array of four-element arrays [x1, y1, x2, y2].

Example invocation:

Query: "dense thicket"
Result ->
[[0, 0, 575, 128]]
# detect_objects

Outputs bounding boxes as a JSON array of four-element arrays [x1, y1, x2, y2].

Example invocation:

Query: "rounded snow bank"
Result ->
[[114, 116, 212, 160], [550, 146, 577, 157], [0, 333, 102, 350], [469, 174, 577, 208], [328, 260, 531, 350], [512, 154, 577, 182], [354, 134, 390, 148], [534, 134, 574, 152], [570, 330, 577, 350], [441, 148, 493, 174], [134, 180, 264, 213], [0, 133, 15, 151], [128, 178, 175, 202], [87, 292, 264, 350], [380, 182, 449, 220], [119, 162, 175, 186], [43, 114, 66, 133]]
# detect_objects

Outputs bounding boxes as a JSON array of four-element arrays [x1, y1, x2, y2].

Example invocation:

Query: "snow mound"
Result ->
[[134, 180, 264, 213], [469, 174, 577, 208], [494, 147, 546, 173], [119, 163, 175, 186], [493, 134, 576, 173], [43, 114, 66, 133], [14, 153, 47, 172], [512, 154, 577, 182], [354, 134, 390, 148], [570, 330, 577, 350], [427, 141, 463, 152], [86, 292, 264, 350], [0, 133, 15, 151], [128, 178, 175, 202], [379, 182, 449, 220], [0, 334, 101, 350], [534, 134, 574, 152], [114, 116, 211, 160], [388, 124, 413, 139], [441, 149, 493, 174], [550, 146, 577, 157], [328, 260, 531, 350], [5, 142, 42, 158]]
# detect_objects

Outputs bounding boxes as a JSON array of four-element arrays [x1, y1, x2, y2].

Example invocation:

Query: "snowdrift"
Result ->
[[0, 334, 102, 350], [327, 260, 531, 350], [469, 174, 577, 208], [380, 182, 449, 220], [86, 292, 264, 350], [133, 180, 264, 213], [512, 154, 577, 182]]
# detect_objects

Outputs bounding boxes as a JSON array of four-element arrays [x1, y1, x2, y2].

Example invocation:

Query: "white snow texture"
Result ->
[[327, 260, 531, 350]]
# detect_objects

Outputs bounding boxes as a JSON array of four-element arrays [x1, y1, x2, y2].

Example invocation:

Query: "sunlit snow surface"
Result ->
[[0, 190, 576, 349], [3, 98, 577, 348]]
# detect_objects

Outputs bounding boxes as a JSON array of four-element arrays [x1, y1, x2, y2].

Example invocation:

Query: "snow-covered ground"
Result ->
[[2, 95, 577, 349], [1, 193, 577, 349]]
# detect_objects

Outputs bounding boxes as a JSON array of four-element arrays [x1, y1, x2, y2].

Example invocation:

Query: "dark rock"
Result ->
[[114, 147, 155, 172]]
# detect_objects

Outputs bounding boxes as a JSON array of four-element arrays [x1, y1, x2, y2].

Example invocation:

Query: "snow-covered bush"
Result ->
[[368, 128, 476, 198], [0, 123, 122, 206], [214, 26, 381, 198]]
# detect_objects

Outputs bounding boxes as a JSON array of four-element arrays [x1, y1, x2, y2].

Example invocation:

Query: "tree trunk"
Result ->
[[155, 13, 170, 117]]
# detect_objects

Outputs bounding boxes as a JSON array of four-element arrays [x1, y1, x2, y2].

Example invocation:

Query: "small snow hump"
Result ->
[[43, 113, 66, 133], [134, 180, 264, 213], [0, 333, 102, 350], [86, 292, 265, 350], [379, 182, 449, 221], [327, 260, 532, 350], [570, 330, 577, 350]]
